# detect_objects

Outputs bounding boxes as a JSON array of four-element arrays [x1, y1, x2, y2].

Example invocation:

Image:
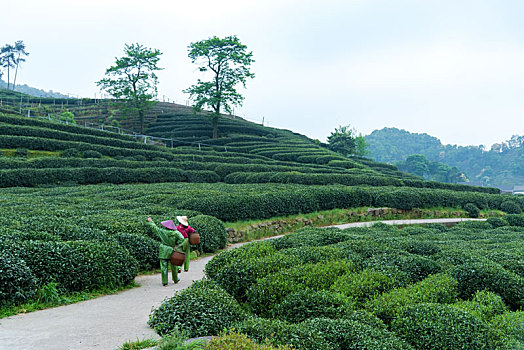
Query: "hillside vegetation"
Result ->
[[366, 127, 524, 187]]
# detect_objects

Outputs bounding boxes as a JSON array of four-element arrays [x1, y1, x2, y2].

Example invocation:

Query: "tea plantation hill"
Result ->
[[0, 91, 506, 196]]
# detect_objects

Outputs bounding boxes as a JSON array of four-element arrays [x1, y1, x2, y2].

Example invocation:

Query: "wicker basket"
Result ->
[[170, 251, 186, 266], [189, 233, 200, 245]]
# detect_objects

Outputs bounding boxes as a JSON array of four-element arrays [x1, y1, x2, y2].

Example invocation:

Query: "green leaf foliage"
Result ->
[[148, 279, 248, 337], [190, 214, 227, 253]]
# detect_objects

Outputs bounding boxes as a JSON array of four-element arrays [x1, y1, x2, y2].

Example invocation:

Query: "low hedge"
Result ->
[[450, 260, 524, 310], [365, 273, 458, 323], [209, 251, 299, 302], [113, 233, 159, 270], [391, 303, 495, 350], [0, 249, 38, 306], [16, 240, 137, 292], [299, 318, 414, 350], [246, 260, 355, 317], [452, 290, 508, 322], [331, 268, 401, 306], [270, 289, 355, 323], [148, 279, 249, 337], [205, 332, 293, 350]]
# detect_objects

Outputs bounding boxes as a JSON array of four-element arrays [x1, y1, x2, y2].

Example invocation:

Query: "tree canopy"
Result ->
[[96, 43, 162, 134], [184, 35, 254, 138], [327, 125, 357, 156]]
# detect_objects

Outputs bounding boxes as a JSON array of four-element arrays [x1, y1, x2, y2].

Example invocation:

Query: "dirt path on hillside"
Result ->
[[0, 218, 484, 350]]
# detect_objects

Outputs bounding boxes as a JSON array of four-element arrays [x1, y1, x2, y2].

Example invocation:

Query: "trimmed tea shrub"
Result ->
[[450, 261, 524, 310], [83, 150, 102, 159], [363, 252, 442, 283], [148, 279, 249, 337], [205, 332, 294, 350], [365, 273, 458, 323], [247, 260, 355, 317], [300, 318, 414, 350], [0, 250, 37, 306], [205, 241, 276, 280], [232, 317, 331, 350], [487, 217, 508, 228], [114, 233, 159, 270], [210, 252, 299, 302], [331, 268, 400, 306], [500, 200, 522, 214], [464, 203, 480, 218], [391, 303, 494, 350], [490, 311, 524, 348], [270, 288, 355, 323], [16, 240, 137, 292], [62, 148, 81, 157], [452, 290, 508, 322], [279, 245, 348, 264], [505, 214, 524, 227], [190, 215, 228, 253]]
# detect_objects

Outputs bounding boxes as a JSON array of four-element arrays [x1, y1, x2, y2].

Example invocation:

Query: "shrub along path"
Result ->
[[0, 218, 484, 350]]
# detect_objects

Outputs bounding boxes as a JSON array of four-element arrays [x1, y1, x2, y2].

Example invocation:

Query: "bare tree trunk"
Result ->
[[212, 120, 218, 139], [12, 54, 19, 91], [6, 64, 10, 90]]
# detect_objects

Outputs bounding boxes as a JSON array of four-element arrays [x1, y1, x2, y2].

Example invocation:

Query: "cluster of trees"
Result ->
[[0, 41, 29, 91], [325, 125, 369, 157], [97, 36, 254, 137], [366, 127, 524, 187]]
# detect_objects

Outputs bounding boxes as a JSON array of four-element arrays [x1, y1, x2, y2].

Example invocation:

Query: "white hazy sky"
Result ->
[[2, 0, 524, 147]]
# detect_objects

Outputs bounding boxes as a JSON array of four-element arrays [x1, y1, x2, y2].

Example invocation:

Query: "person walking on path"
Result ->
[[147, 216, 189, 286], [175, 215, 195, 272]]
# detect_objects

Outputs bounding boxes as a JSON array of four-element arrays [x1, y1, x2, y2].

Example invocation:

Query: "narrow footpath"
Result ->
[[0, 218, 484, 350]]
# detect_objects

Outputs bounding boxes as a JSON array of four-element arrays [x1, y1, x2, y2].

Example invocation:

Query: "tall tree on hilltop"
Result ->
[[97, 43, 162, 134], [327, 125, 357, 156], [184, 35, 255, 138], [12, 40, 29, 91], [0, 44, 15, 90]]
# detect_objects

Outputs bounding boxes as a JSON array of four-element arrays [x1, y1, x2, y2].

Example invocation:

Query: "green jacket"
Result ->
[[148, 221, 186, 259]]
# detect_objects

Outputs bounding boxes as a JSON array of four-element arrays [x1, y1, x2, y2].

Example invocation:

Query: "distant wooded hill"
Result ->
[[0, 79, 69, 98], [365, 127, 524, 188]]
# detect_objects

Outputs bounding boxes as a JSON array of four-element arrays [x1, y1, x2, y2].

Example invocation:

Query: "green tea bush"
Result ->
[[16, 240, 137, 292], [14, 148, 28, 157], [190, 215, 227, 253], [464, 203, 480, 218], [391, 303, 494, 350], [490, 311, 524, 347], [205, 332, 293, 350], [452, 290, 508, 322], [331, 268, 400, 306], [211, 251, 299, 302], [270, 288, 355, 323], [278, 245, 348, 264], [185, 170, 220, 183], [148, 279, 249, 337], [487, 217, 508, 228], [450, 261, 524, 310], [365, 273, 458, 323], [205, 241, 276, 280], [300, 318, 414, 350], [500, 200, 522, 214], [363, 252, 442, 283], [505, 214, 524, 227], [232, 317, 331, 350], [0, 250, 37, 306], [405, 241, 441, 256], [114, 233, 159, 270], [83, 150, 103, 159], [247, 260, 355, 317], [61, 148, 81, 157]]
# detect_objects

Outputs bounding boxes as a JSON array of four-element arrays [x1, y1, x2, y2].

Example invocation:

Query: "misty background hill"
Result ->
[[365, 127, 524, 188]]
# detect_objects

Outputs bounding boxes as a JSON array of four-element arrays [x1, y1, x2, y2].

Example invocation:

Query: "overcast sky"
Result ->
[[2, 0, 524, 147]]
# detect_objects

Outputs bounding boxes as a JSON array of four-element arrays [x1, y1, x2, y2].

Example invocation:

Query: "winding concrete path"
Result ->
[[0, 218, 484, 350]]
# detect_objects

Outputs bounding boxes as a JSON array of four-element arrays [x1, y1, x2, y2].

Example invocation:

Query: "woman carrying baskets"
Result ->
[[147, 216, 189, 286], [175, 215, 198, 273]]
